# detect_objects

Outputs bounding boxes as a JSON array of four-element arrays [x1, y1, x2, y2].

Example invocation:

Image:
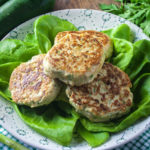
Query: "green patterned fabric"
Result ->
[[0, 125, 150, 150]]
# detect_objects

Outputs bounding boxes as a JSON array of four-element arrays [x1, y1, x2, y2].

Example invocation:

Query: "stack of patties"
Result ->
[[9, 30, 133, 122], [43, 30, 133, 122]]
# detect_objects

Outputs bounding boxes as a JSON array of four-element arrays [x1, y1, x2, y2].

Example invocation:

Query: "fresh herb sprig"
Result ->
[[99, 0, 150, 37]]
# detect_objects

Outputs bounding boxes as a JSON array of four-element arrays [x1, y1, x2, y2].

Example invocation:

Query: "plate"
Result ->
[[1, 9, 150, 150]]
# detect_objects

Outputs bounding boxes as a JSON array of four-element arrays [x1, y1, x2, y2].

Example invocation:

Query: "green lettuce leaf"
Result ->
[[103, 24, 134, 70], [0, 62, 21, 82], [34, 15, 78, 53], [0, 79, 11, 101], [103, 24, 134, 42], [24, 33, 37, 46], [0, 39, 40, 64], [13, 102, 79, 146], [77, 123, 109, 147], [133, 73, 150, 101], [0, 62, 21, 101], [0, 39, 40, 101], [125, 39, 150, 80], [112, 38, 133, 70]]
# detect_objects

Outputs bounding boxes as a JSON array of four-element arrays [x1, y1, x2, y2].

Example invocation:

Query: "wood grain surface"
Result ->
[[54, 0, 119, 10]]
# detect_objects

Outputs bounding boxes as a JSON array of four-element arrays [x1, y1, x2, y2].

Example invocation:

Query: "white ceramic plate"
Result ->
[[0, 9, 150, 150]]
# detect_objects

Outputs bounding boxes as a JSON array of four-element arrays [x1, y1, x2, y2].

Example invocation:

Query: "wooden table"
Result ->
[[54, 0, 119, 10]]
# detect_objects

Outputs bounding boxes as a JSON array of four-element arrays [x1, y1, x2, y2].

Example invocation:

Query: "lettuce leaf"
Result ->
[[0, 62, 21, 101], [0, 39, 40, 64], [133, 73, 150, 101], [0, 39, 40, 100], [112, 38, 133, 70], [13, 102, 79, 146], [0, 62, 21, 82], [0, 39, 39, 64], [34, 15, 78, 53], [0, 79, 11, 101], [103, 24, 134, 70], [77, 123, 109, 147], [103, 24, 134, 42], [125, 40, 150, 80], [24, 33, 37, 46]]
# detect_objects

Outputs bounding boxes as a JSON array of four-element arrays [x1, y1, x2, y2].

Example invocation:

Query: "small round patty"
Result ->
[[66, 63, 133, 122], [9, 54, 60, 108], [43, 32, 105, 86], [55, 30, 113, 59]]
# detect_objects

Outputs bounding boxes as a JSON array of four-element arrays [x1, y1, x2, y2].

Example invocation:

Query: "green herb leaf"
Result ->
[[99, 4, 118, 10], [99, 1, 150, 37]]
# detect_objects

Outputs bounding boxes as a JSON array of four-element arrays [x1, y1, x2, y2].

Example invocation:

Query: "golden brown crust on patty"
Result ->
[[55, 30, 109, 45], [66, 63, 133, 122], [48, 33, 103, 74], [44, 33, 105, 86], [55, 30, 113, 59], [9, 54, 60, 107]]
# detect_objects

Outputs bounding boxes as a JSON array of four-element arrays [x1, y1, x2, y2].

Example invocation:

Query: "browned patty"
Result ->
[[9, 54, 60, 108], [66, 63, 133, 122], [43, 33, 105, 86], [55, 30, 113, 59]]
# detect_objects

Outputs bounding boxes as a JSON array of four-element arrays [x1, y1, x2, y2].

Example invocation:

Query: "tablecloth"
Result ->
[[0, 125, 150, 150]]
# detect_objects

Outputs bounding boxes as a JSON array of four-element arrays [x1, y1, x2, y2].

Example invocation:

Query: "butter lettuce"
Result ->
[[34, 15, 78, 53], [126, 40, 150, 80], [133, 73, 150, 104], [24, 33, 37, 46], [13, 102, 79, 146], [0, 39, 40, 64], [77, 123, 109, 147], [0, 62, 21, 82], [0, 15, 150, 148], [0, 62, 21, 100], [112, 38, 133, 70], [0, 79, 10, 101], [103, 24, 134, 70], [0, 39, 40, 100], [103, 24, 134, 42]]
